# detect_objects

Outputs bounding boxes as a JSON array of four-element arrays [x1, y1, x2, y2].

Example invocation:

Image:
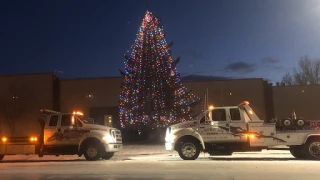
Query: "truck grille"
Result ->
[[114, 130, 122, 143]]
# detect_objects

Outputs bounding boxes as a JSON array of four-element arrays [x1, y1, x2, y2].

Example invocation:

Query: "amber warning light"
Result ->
[[73, 111, 83, 116], [238, 101, 250, 107], [30, 137, 38, 142], [2, 137, 7, 142], [245, 134, 255, 139]]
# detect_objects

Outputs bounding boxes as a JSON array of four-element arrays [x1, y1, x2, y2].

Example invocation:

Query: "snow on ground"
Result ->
[[0, 144, 293, 162], [0, 144, 167, 162], [118, 144, 167, 155]]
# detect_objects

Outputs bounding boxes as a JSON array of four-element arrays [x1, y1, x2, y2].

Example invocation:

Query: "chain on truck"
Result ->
[[165, 101, 320, 160], [0, 109, 123, 161]]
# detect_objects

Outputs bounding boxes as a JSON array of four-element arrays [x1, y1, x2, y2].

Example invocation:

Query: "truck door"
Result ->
[[228, 108, 248, 142], [58, 114, 77, 145], [198, 109, 231, 142], [44, 114, 74, 146], [44, 114, 60, 146]]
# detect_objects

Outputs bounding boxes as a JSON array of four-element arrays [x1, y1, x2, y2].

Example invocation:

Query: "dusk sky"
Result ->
[[1, 0, 320, 83]]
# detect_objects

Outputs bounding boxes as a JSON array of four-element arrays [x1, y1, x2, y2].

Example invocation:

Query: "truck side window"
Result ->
[[49, 115, 58, 126], [61, 114, 72, 126], [212, 109, 226, 121], [230, 108, 241, 121]]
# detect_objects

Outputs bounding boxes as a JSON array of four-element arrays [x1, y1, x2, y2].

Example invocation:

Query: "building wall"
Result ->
[[0, 73, 57, 136], [184, 78, 268, 120], [0, 72, 284, 138], [59, 77, 269, 125], [60, 77, 123, 121], [273, 85, 320, 120]]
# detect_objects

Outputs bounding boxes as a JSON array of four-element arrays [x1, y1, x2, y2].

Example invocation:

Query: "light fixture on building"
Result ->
[[86, 93, 93, 99], [229, 93, 232, 95], [12, 96, 18, 99], [302, 90, 304, 93]]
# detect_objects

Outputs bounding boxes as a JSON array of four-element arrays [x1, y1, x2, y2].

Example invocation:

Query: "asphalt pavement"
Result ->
[[1, 150, 320, 180]]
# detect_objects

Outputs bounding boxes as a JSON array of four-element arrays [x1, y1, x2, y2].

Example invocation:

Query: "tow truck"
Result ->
[[165, 101, 320, 160], [0, 109, 122, 161]]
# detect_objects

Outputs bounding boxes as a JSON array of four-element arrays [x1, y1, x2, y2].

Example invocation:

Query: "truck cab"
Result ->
[[165, 101, 320, 160], [0, 109, 122, 161], [41, 109, 123, 160]]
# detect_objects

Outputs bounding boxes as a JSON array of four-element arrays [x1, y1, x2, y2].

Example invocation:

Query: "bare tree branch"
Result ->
[[281, 72, 293, 85], [281, 56, 320, 85]]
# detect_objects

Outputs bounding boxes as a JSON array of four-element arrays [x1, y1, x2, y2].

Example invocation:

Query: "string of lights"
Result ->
[[119, 11, 202, 129]]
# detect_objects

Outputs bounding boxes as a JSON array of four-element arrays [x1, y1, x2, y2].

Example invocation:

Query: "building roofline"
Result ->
[[0, 72, 266, 83], [0, 72, 56, 77], [182, 78, 265, 83], [61, 76, 123, 81], [62, 76, 265, 82], [273, 84, 320, 88]]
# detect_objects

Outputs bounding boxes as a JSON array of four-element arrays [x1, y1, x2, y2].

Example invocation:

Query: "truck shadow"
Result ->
[[0, 159, 86, 163], [207, 157, 299, 161]]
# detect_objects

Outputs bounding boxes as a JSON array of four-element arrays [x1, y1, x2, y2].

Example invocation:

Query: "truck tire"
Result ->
[[101, 152, 114, 160], [281, 118, 293, 129], [295, 117, 306, 129], [303, 138, 320, 160], [84, 142, 103, 161], [0, 155, 4, 161], [177, 139, 200, 160], [289, 145, 305, 159]]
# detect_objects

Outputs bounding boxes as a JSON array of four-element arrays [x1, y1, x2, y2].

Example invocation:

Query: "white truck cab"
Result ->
[[165, 101, 320, 160], [0, 109, 122, 161]]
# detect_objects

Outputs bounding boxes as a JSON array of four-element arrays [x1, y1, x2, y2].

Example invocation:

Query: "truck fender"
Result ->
[[175, 128, 205, 150], [77, 131, 103, 152], [303, 134, 320, 144]]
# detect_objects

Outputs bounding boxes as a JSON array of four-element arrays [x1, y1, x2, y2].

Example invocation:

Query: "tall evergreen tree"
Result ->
[[119, 11, 201, 129]]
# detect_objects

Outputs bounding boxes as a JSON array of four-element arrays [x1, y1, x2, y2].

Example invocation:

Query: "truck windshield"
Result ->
[[195, 111, 209, 123], [81, 118, 95, 124]]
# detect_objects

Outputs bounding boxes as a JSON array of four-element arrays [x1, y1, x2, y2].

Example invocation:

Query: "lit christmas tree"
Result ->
[[119, 11, 202, 129]]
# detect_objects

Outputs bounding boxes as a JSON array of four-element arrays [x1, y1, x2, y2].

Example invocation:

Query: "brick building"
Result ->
[[273, 84, 320, 120], [58, 77, 272, 127], [0, 72, 317, 137], [0, 73, 59, 136]]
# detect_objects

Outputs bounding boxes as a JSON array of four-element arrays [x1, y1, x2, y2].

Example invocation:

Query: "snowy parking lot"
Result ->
[[1, 144, 320, 180]]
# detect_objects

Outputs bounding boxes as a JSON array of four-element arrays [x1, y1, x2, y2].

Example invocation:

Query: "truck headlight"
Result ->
[[165, 134, 177, 142], [102, 134, 114, 143]]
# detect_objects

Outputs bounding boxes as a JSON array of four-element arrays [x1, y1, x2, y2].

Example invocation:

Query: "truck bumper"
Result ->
[[104, 143, 122, 152], [165, 142, 175, 151], [0, 144, 38, 155]]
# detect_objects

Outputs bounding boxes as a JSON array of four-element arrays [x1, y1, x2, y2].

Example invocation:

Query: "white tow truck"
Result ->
[[165, 101, 320, 160], [0, 109, 122, 161]]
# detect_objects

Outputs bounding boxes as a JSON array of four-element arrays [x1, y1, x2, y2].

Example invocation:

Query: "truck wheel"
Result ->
[[0, 155, 4, 161], [303, 138, 320, 160], [295, 118, 306, 129], [84, 143, 103, 161], [101, 152, 114, 160], [281, 118, 293, 129], [177, 139, 200, 160], [289, 146, 305, 159]]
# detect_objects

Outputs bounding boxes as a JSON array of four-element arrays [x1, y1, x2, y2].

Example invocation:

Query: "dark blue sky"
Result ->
[[1, 0, 320, 83]]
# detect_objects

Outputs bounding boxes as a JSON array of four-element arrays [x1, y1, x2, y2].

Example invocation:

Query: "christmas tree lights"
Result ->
[[119, 11, 202, 129]]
